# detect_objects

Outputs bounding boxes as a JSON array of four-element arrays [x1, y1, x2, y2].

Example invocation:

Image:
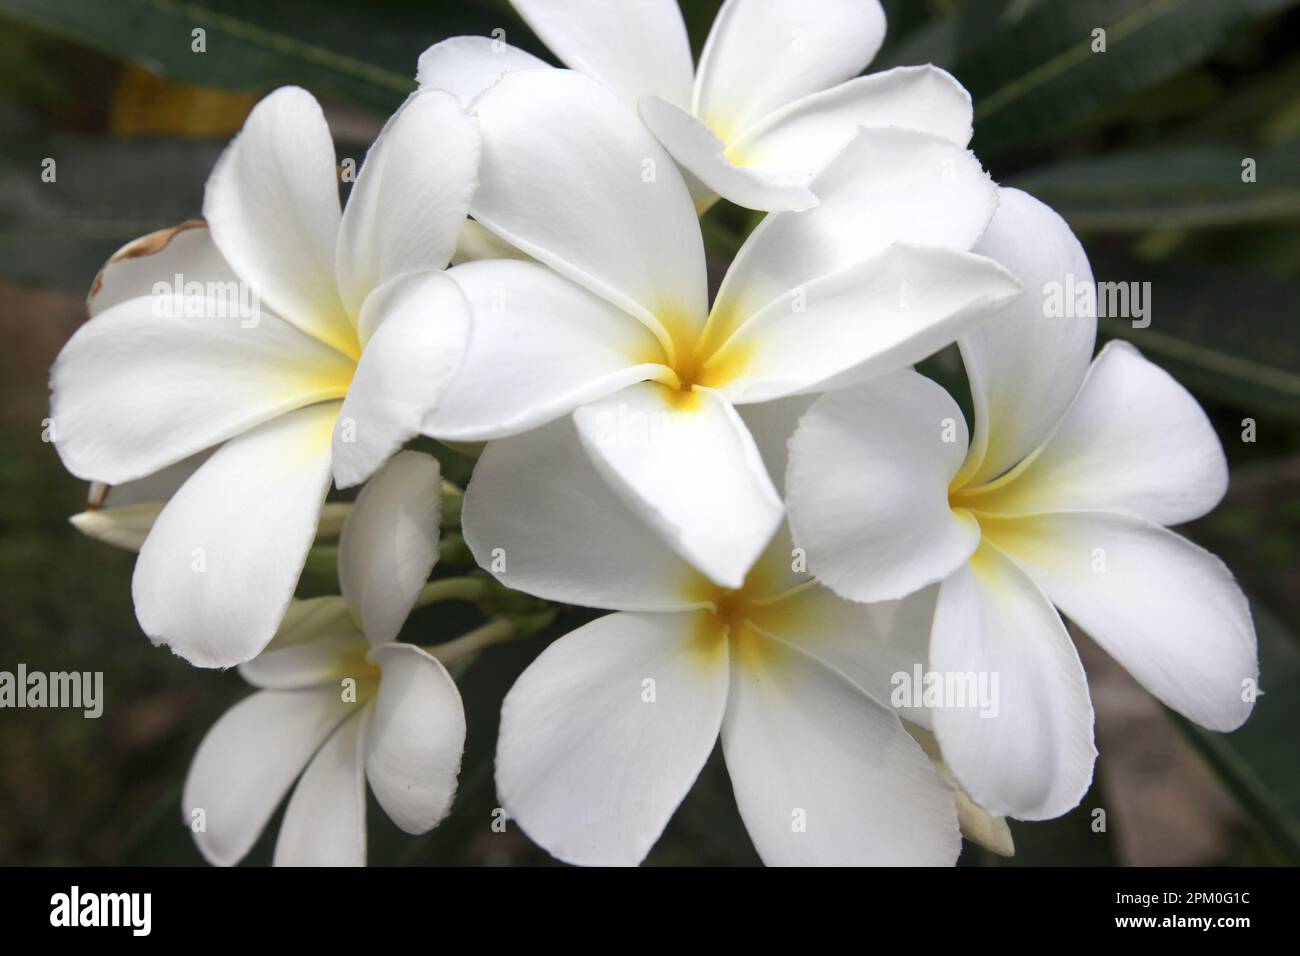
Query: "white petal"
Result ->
[[470, 70, 706, 347], [728, 65, 974, 181], [133, 402, 339, 668], [721, 627, 959, 866], [88, 222, 229, 317], [182, 686, 355, 867], [930, 544, 1096, 820], [573, 383, 783, 589], [748, 584, 938, 728], [496, 611, 729, 866], [334, 90, 479, 319], [50, 295, 353, 485], [332, 271, 470, 488], [735, 394, 816, 496], [203, 87, 354, 357], [365, 643, 466, 834], [975, 342, 1228, 525], [693, 0, 885, 142], [416, 35, 551, 102], [511, 0, 694, 109], [273, 708, 368, 866], [987, 511, 1258, 732], [710, 244, 1021, 403], [956, 188, 1096, 487], [786, 371, 980, 602], [713, 127, 997, 332], [638, 95, 817, 212], [338, 451, 442, 646], [239, 598, 368, 690], [423, 260, 664, 441], [463, 417, 709, 611]]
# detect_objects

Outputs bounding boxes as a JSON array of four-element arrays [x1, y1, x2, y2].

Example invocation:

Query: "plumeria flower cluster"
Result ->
[[50, 0, 1257, 866]]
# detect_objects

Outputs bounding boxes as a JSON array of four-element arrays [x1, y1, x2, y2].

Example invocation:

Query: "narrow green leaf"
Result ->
[[1011, 144, 1300, 231]]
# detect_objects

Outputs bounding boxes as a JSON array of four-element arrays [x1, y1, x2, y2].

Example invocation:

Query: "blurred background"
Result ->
[[0, 0, 1297, 866]]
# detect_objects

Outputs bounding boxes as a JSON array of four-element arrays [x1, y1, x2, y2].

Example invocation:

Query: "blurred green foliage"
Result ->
[[0, 0, 1297, 866]]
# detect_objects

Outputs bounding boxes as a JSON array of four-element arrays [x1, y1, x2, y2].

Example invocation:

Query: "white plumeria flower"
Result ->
[[419, 0, 973, 211], [183, 452, 467, 867], [49, 86, 479, 668], [424, 68, 1020, 588], [786, 188, 1260, 821], [463, 407, 963, 866]]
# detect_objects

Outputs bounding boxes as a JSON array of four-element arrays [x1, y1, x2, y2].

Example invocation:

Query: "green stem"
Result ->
[[438, 531, 474, 565], [440, 480, 464, 529], [414, 576, 490, 608], [425, 617, 517, 665]]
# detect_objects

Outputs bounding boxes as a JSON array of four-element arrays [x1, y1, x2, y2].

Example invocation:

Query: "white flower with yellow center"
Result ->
[[419, 0, 972, 211], [465, 409, 973, 866], [183, 452, 468, 867], [786, 189, 1260, 820], [425, 68, 1021, 588], [49, 86, 479, 667]]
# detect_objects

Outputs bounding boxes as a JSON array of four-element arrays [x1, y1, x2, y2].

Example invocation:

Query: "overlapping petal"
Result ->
[[985, 511, 1258, 732], [693, 0, 885, 142], [973, 342, 1228, 525], [203, 86, 354, 357], [183, 686, 355, 867], [50, 295, 352, 485], [709, 244, 1020, 402], [365, 643, 466, 834], [334, 90, 479, 319], [956, 188, 1097, 487], [721, 627, 958, 865], [463, 417, 709, 611], [786, 370, 980, 603], [637, 95, 818, 212], [712, 127, 997, 333], [338, 451, 442, 646], [496, 610, 729, 866], [133, 401, 339, 668], [469, 70, 707, 346], [511, 0, 694, 109], [572, 383, 783, 589], [416, 35, 550, 103], [332, 271, 470, 488], [424, 260, 665, 441], [930, 543, 1097, 821], [728, 65, 973, 180], [273, 709, 369, 866]]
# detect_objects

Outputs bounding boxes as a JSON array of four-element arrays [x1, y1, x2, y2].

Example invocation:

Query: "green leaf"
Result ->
[[0, 0, 512, 116], [1169, 604, 1300, 864], [1010, 144, 1300, 231], [956, 0, 1288, 154], [1087, 252, 1300, 421]]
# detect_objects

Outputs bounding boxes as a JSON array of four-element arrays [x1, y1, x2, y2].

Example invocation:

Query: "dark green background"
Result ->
[[0, 0, 1297, 866]]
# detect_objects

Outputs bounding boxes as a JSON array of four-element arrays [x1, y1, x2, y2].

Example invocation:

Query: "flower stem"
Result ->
[[414, 576, 490, 608], [426, 617, 515, 665], [440, 480, 464, 529]]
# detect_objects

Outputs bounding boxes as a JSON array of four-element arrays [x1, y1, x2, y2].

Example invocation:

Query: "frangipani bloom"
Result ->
[[50, 86, 479, 667], [425, 68, 1021, 588], [419, 0, 973, 211], [465, 409, 970, 866], [184, 452, 467, 866], [786, 189, 1259, 820]]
